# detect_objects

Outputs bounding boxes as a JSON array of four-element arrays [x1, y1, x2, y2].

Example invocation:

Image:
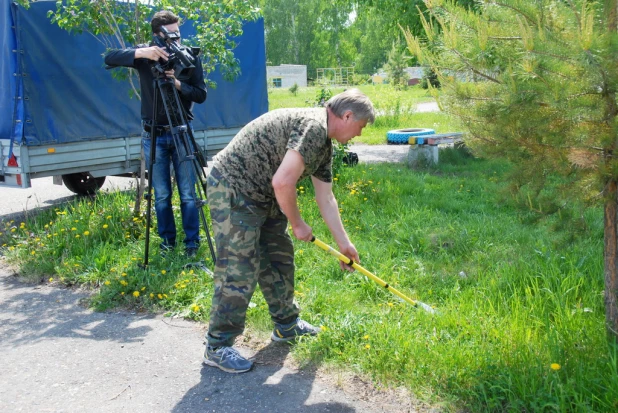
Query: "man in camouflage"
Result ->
[[203, 89, 375, 373]]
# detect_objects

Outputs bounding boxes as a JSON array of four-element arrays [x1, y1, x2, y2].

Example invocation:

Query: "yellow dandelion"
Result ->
[[106, 215, 112, 219], [48, 277, 53, 282], [163, 294, 168, 298], [102, 224, 108, 229], [71, 227, 77, 231], [149, 293, 154, 299], [133, 291, 140, 298], [121, 272, 127, 277], [141, 286, 146, 291], [121, 292, 125, 295], [365, 344, 371, 349], [104, 281, 111, 286], [83, 231, 90, 236], [363, 335, 369, 340], [157, 294, 163, 299], [320, 325, 327, 331], [550, 363, 561, 371], [31, 250, 36, 256], [161, 270, 167, 275], [191, 304, 200, 312]]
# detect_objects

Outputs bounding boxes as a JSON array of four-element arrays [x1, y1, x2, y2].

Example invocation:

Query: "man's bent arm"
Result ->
[[272, 150, 312, 241], [104, 48, 138, 68]]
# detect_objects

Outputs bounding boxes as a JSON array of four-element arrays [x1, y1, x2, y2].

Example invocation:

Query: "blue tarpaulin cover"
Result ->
[[1, 1, 268, 146]]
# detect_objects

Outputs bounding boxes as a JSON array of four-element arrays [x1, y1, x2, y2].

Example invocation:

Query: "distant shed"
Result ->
[[266, 64, 307, 88]]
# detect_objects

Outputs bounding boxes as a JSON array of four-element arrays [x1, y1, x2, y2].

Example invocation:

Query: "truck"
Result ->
[[0, 1, 268, 194]]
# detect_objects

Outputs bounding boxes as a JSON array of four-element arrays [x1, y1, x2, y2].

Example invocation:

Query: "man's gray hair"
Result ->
[[326, 88, 375, 124]]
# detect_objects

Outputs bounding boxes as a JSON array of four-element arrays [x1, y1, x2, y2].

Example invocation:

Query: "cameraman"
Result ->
[[104, 10, 207, 257]]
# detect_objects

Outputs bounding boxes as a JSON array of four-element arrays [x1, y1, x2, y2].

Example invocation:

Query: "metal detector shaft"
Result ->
[[311, 237, 435, 314]]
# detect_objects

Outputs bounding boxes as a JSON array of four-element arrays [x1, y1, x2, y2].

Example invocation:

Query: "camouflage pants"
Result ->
[[206, 167, 300, 347]]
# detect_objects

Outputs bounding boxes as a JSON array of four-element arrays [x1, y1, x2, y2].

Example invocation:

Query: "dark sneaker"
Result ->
[[185, 247, 198, 258], [272, 318, 320, 342], [203, 346, 253, 373]]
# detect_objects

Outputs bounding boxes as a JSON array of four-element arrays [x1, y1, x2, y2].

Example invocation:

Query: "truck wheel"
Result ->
[[62, 173, 106, 195]]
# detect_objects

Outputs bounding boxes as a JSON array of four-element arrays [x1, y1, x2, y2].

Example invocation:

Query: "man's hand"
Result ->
[[291, 221, 313, 242], [135, 46, 169, 62], [164, 70, 182, 90], [338, 241, 360, 272]]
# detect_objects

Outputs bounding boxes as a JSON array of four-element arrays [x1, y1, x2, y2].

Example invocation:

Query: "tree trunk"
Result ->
[[604, 180, 618, 341]]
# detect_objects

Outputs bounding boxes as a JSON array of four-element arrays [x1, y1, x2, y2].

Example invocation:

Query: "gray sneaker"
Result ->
[[203, 346, 253, 373], [272, 318, 320, 342]]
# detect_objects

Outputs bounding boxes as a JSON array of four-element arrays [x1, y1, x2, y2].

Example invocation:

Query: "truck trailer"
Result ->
[[0, 1, 268, 194]]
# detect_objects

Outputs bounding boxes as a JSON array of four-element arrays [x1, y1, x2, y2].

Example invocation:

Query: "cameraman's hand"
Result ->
[[135, 46, 168, 62], [164, 70, 182, 91]]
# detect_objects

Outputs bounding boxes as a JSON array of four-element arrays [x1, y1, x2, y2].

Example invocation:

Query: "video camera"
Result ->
[[152, 26, 200, 81]]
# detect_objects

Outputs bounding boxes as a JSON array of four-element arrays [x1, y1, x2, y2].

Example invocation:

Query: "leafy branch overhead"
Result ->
[[20, 0, 260, 85]]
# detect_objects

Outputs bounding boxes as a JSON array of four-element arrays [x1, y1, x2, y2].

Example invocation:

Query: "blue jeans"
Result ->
[[142, 128, 200, 250]]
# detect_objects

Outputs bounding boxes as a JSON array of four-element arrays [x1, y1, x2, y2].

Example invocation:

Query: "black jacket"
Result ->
[[104, 45, 207, 125]]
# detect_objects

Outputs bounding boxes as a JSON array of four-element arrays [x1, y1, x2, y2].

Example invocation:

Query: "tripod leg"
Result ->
[[142, 128, 157, 267], [157, 78, 217, 264]]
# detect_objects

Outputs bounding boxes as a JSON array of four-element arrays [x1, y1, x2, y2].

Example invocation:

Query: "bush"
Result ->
[[289, 82, 299, 96]]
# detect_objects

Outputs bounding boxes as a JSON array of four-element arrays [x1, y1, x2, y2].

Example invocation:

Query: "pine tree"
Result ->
[[405, 0, 618, 340], [383, 41, 411, 89]]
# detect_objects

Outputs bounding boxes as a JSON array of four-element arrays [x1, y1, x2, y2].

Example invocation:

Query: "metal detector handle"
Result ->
[[310, 236, 435, 313]]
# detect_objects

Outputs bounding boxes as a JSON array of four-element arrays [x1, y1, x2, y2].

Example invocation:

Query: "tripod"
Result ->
[[142, 71, 216, 267]]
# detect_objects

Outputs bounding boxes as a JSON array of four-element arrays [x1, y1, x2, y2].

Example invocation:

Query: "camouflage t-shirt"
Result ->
[[212, 108, 332, 203]]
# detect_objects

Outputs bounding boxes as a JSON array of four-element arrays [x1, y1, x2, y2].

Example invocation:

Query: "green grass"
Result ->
[[268, 84, 462, 145], [2, 151, 616, 412]]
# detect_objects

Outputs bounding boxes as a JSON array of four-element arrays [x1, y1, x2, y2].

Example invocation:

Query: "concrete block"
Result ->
[[407, 145, 439, 166]]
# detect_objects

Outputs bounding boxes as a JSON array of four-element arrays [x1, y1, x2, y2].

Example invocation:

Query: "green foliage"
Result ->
[[40, 0, 260, 86], [406, 0, 618, 340], [383, 41, 411, 89], [420, 67, 440, 89], [3, 159, 617, 411], [312, 87, 333, 107], [289, 82, 299, 96], [406, 0, 618, 203], [260, 0, 356, 76]]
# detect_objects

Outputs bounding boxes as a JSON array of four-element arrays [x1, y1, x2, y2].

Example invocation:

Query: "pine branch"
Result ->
[[488, 1, 537, 27], [450, 48, 502, 84]]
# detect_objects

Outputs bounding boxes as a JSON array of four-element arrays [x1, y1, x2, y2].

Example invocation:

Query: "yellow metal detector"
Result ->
[[311, 237, 436, 314]]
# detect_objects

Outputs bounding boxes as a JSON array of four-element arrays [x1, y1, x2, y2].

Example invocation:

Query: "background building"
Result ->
[[266, 64, 307, 88]]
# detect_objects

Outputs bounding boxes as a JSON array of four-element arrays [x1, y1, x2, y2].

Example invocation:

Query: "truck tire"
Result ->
[[386, 128, 435, 144], [62, 173, 106, 195]]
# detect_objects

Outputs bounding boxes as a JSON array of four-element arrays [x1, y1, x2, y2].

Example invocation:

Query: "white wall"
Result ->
[[266, 64, 307, 88]]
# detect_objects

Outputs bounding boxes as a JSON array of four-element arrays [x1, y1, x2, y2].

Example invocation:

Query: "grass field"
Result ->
[[268, 84, 462, 145], [3, 147, 616, 411]]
